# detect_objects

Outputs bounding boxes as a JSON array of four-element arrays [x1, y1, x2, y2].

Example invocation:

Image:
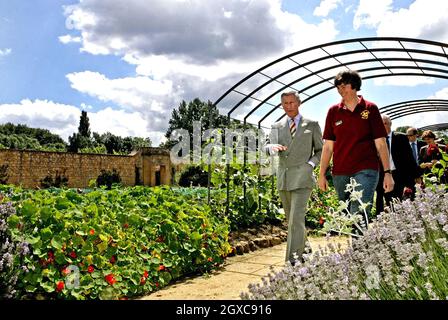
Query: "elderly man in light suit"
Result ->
[[265, 91, 323, 264]]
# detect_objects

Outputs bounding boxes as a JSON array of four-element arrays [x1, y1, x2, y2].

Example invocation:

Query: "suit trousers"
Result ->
[[279, 188, 312, 263]]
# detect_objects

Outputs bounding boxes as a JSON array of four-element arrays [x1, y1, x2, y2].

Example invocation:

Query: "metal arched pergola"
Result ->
[[379, 99, 448, 120], [418, 123, 448, 132], [212, 37, 448, 215]]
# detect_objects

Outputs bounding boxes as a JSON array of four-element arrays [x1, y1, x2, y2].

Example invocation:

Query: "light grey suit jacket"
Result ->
[[268, 117, 323, 191]]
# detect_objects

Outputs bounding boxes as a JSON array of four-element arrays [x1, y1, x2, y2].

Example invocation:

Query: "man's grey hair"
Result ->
[[381, 114, 392, 125], [280, 91, 301, 103]]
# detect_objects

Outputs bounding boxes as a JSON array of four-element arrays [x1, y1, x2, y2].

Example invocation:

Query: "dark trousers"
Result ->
[[375, 170, 406, 214]]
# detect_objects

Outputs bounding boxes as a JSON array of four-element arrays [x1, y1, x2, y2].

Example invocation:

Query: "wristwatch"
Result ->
[[384, 169, 392, 174]]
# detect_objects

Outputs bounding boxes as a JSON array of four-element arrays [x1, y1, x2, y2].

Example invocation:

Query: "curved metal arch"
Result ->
[[379, 99, 448, 113], [264, 59, 448, 124], [389, 107, 448, 120], [250, 60, 448, 125], [215, 37, 448, 215], [257, 72, 448, 125], [214, 37, 448, 128], [418, 123, 448, 131], [379, 99, 448, 120]]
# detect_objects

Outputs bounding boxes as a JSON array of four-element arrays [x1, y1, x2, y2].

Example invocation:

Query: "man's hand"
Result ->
[[420, 162, 433, 169], [318, 175, 329, 192], [268, 144, 288, 154], [383, 173, 395, 193]]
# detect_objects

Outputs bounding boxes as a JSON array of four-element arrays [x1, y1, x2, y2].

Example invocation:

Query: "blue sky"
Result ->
[[1, 0, 447, 145]]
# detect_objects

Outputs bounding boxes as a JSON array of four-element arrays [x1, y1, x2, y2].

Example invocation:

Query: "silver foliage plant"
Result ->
[[0, 201, 30, 299], [241, 182, 448, 300]]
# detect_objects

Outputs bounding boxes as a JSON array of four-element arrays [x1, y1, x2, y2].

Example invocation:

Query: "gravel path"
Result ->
[[139, 235, 350, 300]]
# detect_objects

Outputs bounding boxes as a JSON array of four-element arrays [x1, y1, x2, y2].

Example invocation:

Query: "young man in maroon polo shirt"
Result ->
[[318, 70, 394, 230]]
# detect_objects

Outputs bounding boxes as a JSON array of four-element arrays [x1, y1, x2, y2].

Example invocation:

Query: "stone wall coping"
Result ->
[[0, 148, 134, 158]]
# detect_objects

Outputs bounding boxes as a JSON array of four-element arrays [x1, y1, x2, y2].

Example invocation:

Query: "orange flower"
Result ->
[[105, 273, 117, 285], [56, 281, 64, 292], [158, 265, 165, 271], [61, 267, 70, 276], [89, 229, 95, 236]]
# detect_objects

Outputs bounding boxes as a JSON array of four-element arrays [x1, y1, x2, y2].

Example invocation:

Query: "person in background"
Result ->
[[318, 70, 394, 230], [265, 91, 323, 264], [406, 127, 425, 166], [406, 127, 425, 195], [375, 116, 420, 214], [419, 130, 446, 176]]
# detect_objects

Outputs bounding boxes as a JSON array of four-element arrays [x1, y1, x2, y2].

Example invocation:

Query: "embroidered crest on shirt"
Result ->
[[361, 110, 369, 119]]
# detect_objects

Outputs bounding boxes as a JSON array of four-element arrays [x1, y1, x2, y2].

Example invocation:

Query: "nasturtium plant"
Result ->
[[0, 185, 232, 300]]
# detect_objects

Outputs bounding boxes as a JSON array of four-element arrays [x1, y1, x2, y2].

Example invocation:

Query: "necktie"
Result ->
[[289, 118, 296, 138], [411, 142, 418, 163]]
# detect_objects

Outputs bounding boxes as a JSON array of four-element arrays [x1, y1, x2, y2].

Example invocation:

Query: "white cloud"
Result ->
[[0, 99, 80, 140], [374, 76, 435, 87], [88, 107, 155, 139], [58, 34, 82, 44], [66, 71, 173, 110], [352, 0, 448, 88], [0, 99, 164, 145], [56, 0, 340, 144], [353, 0, 393, 29], [314, 0, 343, 17], [0, 48, 12, 57], [354, 0, 448, 43], [63, 0, 338, 67], [430, 87, 448, 99], [376, 0, 448, 41]]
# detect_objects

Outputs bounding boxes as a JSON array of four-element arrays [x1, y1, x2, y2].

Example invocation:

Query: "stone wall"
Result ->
[[0, 147, 172, 189]]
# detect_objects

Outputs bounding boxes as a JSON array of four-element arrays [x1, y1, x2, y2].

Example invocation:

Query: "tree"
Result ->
[[0, 123, 67, 150], [68, 111, 93, 152], [163, 98, 229, 149], [78, 111, 91, 138], [395, 126, 411, 134]]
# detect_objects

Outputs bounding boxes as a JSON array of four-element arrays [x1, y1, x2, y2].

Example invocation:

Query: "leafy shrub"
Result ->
[[96, 169, 121, 189], [422, 147, 448, 185], [0, 185, 231, 300], [178, 165, 208, 187], [0, 164, 8, 184], [40, 170, 69, 188], [306, 187, 339, 231]]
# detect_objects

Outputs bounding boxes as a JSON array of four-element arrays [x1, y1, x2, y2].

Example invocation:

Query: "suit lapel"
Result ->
[[280, 118, 291, 146], [295, 117, 307, 139]]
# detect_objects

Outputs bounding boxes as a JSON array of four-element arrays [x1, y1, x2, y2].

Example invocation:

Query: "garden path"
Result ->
[[139, 236, 350, 300]]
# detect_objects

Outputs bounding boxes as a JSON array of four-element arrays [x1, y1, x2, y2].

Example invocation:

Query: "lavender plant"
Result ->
[[241, 183, 448, 300], [0, 201, 30, 299], [319, 178, 367, 237]]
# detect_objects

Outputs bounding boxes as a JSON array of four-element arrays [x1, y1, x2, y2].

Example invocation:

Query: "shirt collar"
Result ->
[[288, 113, 301, 123], [337, 95, 365, 111]]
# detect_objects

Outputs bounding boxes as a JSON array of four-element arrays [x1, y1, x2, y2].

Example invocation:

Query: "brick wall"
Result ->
[[0, 149, 139, 188]]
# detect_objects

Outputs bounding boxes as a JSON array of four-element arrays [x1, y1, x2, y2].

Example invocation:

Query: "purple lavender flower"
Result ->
[[242, 184, 448, 300]]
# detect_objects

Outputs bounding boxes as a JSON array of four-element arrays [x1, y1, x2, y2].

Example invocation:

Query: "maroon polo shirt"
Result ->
[[323, 95, 387, 175]]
